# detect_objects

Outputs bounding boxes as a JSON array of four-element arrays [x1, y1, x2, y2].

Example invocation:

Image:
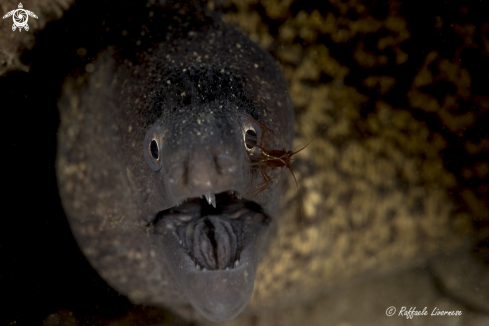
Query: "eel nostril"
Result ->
[[216, 154, 237, 174], [168, 163, 186, 184]]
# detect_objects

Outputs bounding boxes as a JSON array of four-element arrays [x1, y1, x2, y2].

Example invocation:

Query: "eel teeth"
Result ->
[[205, 192, 216, 208]]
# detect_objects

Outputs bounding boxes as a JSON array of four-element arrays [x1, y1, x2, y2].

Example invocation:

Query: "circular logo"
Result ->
[[386, 306, 396, 316], [13, 10, 28, 27], [2, 4, 38, 32]]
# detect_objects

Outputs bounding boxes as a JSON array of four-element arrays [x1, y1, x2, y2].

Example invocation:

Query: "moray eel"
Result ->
[[56, 2, 293, 322]]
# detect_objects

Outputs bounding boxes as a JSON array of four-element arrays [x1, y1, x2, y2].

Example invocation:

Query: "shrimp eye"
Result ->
[[244, 129, 257, 150], [150, 140, 159, 159]]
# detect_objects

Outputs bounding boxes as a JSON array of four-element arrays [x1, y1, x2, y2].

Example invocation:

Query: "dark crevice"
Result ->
[[204, 219, 218, 249]]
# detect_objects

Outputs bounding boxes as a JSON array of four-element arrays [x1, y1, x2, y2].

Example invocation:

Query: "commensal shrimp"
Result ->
[[239, 113, 315, 198]]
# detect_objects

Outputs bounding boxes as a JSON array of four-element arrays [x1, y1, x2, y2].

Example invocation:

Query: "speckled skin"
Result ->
[[56, 2, 294, 322]]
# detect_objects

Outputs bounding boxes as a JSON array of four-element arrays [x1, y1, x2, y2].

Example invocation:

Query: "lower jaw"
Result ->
[[151, 192, 272, 322]]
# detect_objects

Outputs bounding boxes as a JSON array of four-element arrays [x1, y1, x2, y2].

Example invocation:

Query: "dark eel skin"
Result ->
[[56, 2, 293, 322]]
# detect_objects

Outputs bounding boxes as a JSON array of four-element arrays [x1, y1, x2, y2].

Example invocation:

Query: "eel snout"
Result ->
[[164, 139, 245, 202], [154, 194, 270, 322]]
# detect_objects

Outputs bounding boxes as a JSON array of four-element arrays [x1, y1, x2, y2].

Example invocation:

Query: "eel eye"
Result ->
[[150, 139, 159, 159], [244, 129, 257, 150], [143, 122, 164, 171], [240, 113, 263, 153]]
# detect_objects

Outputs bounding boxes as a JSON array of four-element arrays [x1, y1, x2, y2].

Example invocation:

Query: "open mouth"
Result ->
[[151, 191, 269, 271], [149, 190, 272, 322]]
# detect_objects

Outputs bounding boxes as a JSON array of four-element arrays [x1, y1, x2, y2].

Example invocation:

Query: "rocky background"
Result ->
[[2, 0, 488, 325]]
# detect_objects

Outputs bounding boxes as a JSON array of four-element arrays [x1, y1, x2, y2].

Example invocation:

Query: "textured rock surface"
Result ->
[[217, 0, 488, 316]]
